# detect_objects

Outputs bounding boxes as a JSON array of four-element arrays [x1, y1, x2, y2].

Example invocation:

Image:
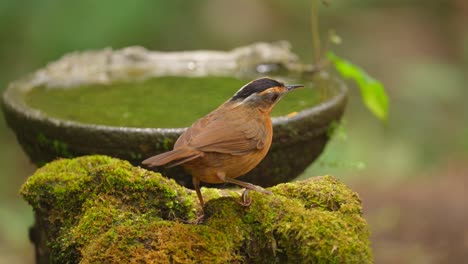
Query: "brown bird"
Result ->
[[142, 77, 303, 209]]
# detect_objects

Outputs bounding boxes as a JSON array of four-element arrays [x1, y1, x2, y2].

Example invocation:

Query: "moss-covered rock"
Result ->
[[21, 155, 372, 263]]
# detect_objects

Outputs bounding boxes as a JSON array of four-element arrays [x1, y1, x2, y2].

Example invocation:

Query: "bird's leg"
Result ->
[[216, 172, 272, 206], [218, 173, 273, 195], [192, 176, 205, 208], [191, 177, 205, 223]]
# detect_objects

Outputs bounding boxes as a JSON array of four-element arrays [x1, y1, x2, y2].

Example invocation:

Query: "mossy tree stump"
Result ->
[[21, 155, 372, 263]]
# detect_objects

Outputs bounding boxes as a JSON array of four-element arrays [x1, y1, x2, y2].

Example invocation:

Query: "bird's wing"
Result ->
[[175, 109, 269, 155]]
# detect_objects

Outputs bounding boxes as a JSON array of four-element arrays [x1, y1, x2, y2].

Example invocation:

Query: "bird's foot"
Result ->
[[191, 213, 205, 224], [182, 209, 205, 224], [238, 189, 252, 206], [237, 186, 273, 206]]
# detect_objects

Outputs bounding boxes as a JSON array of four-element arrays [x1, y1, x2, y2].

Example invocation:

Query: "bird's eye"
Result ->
[[270, 93, 279, 102]]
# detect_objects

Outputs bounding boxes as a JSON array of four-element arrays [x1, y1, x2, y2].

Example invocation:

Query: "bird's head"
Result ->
[[230, 77, 303, 113]]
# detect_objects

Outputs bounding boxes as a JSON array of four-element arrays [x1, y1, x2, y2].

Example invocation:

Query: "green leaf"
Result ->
[[326, 51, 389, 121]]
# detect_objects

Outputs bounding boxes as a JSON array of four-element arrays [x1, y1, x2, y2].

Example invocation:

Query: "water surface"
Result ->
[[25, 76, 318, 128]]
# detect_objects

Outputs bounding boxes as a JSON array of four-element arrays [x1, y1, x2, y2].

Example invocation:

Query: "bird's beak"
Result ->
[[285, 84, 304, 91]]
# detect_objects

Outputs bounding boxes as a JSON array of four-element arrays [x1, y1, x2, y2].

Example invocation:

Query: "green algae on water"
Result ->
[[25, 76, 319, 128]]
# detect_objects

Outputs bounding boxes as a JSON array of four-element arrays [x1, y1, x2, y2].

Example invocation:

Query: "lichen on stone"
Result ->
[[21, 155, 372, 263]]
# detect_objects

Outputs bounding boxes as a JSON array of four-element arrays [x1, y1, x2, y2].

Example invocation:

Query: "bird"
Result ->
[[142, 77, 303, 210]]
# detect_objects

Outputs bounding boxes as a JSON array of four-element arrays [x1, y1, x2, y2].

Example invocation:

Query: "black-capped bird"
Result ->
[[143, 77, 303, 209]]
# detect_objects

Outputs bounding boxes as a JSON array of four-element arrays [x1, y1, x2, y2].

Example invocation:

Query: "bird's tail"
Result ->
[[142, 148, 202, 168]]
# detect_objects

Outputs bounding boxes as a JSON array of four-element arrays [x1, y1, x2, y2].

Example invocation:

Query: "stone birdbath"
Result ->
[[2, 43, 372, 263], [1, 42, 347, 188]]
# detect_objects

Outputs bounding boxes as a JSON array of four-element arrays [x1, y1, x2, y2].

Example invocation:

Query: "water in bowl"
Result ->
[[25, 76, 319, 128]]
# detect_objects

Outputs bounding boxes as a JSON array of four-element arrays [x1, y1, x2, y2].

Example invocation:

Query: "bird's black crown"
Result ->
[[231, 78, 284, 101]]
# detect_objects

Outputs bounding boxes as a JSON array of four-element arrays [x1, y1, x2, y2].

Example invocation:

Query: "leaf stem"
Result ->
[[311, 0, 321, 65]]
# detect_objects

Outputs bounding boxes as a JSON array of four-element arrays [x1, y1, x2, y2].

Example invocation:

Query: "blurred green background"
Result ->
[[1, 0, 467, 263]]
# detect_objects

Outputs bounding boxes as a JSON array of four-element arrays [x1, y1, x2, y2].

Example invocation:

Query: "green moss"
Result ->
[[81, 219, 242, 264], [21, 155, 372, 263], [271, 176, 363, 214], [243, 191, 370, 263]]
